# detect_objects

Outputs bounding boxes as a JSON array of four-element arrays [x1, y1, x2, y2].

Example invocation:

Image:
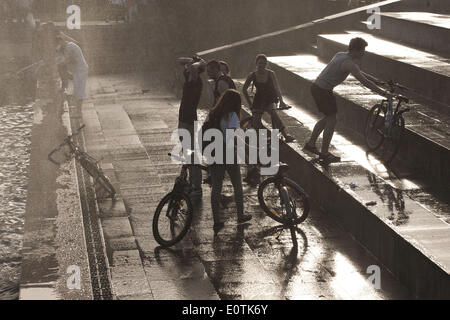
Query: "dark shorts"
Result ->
[[310, 83, 337, 116]]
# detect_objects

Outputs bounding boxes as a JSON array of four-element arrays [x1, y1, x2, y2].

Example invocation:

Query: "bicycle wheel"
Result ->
[[152, 192, 193, 247], [365, 104, 385, 151], [96, 174, 116, 199], [384, 114, 405, 163], [79, 156, 116, 198], [79, 154, 101, 179], [258, 176, 309, 224]]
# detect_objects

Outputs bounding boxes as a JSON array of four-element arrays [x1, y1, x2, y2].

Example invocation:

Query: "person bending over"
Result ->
[[304, 37, 393, 163]]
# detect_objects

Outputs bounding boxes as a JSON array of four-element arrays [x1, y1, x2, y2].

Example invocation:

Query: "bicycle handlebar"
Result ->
[[71, 124, 86, 138], [48, 124, 86, 164], [379, 80, 408, 92], [376, 81, 409, 103], [277, 104, 292, 111], [249, 104, 292, 111], [168, 152, 185, 163]]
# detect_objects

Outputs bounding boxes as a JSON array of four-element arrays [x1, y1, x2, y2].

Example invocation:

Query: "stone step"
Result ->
[[389, 0, 450, 13], [234, 79, 450, 299], [361, 12, 450, 58], [316, 31, 450, 107], [84, 73, 411, 300], [265, 54, 450, 186]]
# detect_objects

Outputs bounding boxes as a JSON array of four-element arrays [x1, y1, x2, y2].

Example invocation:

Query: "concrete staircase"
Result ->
[[267, 11, 450, 187], [200, 3, 450, 298], [265, 11, 450, 298]]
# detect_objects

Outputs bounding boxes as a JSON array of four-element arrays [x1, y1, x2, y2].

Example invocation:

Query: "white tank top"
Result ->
[[314, 52, 352, 90], [64, 42, 89, 74]]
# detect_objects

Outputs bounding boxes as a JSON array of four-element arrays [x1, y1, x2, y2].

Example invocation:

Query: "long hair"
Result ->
[[209, 89, 241, 122], [219, 60, 230, 76]]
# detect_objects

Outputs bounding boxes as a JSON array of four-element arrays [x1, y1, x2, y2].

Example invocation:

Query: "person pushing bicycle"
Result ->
[[303, 37, 394, 164]]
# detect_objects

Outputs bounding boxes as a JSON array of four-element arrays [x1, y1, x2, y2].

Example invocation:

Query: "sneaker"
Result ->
[[213, 222, 225, 234], [319, 152, 341, 163], [303, 142, 319, 155], [284, 135, 295, 143], [237, 214, 252, 224]]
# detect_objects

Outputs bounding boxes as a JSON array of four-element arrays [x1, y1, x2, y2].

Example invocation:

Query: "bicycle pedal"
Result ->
[[275, 229, 284, 240]]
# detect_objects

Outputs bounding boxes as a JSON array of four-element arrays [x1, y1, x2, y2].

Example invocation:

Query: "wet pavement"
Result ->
[[79, 73, 410, 299], [0, 103, 33, 299]]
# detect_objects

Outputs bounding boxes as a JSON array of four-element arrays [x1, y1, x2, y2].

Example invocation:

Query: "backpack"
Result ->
[[200, 116, 221, 154], [200, 115, 230, 164]]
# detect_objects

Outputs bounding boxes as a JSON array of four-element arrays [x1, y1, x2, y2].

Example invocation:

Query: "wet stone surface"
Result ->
[[82, 74, 411, 300], [0, 103, 33, 300]]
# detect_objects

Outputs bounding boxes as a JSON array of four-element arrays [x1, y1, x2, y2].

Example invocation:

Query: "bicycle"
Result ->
[[240, 102, 293, 185], [257, 163, 310, 248], [364, 81, 410, 163], [48, 124, 116, 199], [240, 102, 292, 133], [152, 153, 209, 247]]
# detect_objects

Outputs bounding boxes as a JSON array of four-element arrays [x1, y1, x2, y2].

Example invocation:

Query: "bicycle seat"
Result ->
[[278, 163, 290, 174], [397, 95, 409, 103]]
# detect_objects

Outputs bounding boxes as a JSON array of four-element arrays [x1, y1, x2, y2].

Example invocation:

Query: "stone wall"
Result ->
[[135, 0, 355, 88]]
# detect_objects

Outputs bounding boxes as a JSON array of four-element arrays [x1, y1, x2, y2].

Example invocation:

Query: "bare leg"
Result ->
[[307, 116, 327, 145], [269, 109, 288, 137]]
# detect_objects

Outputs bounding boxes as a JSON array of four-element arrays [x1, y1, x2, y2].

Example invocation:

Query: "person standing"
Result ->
[[124, 0, 137, 23], [303, 37, 393, 163], [177, 55, 206, 202], [16, 0, 35, 29], [242, 54, 294, 143], [242, 54, 294, 184], [55, 35, 89, 108], [206, 60, 235, 107], [205, 89, 252, 234]]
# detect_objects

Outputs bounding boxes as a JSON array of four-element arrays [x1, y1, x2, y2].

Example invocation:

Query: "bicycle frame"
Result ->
[[48, 125, 86, 164], [168, 153, 209, 194], [377, 97, 410, 138]]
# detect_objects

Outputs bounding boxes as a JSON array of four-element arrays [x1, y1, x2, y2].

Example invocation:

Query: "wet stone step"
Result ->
[[364, 12, 450, 57]]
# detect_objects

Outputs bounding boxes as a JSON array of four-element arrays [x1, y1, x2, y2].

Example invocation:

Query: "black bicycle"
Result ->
[[364, 81, 410, 163], [152, 153, 209, 247], [257, 164, 309, 248], [48, 124, 116, 199]]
